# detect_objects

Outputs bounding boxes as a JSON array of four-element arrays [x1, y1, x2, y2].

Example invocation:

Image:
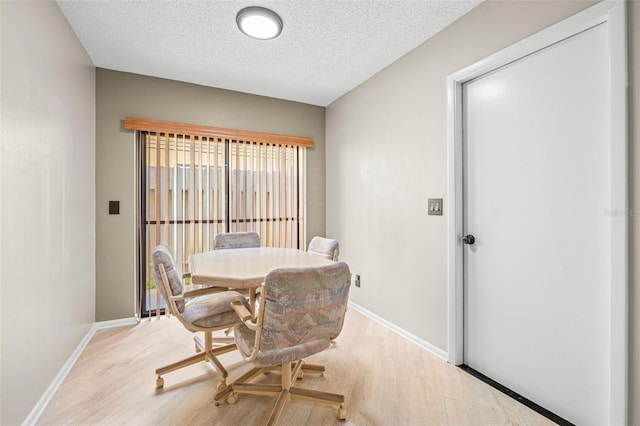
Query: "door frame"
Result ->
[[446, 1, 627, 423]]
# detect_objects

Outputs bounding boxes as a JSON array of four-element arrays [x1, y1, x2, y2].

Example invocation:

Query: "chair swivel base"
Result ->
[[155, 338, 237, 389], [213, 360, 325, 403], [218, 360, 346, 425]]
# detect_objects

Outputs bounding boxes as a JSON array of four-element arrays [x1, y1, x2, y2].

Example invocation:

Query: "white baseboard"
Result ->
[[22, 317, 138, 426], [94, 317, 139, 330], [347, 301, 448, 361]]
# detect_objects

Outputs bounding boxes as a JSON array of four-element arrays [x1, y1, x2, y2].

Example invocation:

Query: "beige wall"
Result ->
[[0, 1, 96, 424], [326, 0, 640, 422], [95, 69, 326, 320]]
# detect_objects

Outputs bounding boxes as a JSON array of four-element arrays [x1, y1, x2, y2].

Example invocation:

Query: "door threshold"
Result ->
[[458, 365, 574, 426]]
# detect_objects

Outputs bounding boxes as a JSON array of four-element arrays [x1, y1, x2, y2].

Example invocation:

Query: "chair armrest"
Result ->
[[253, 285, 263, 307], [232, 300, 253, 322], [232, 300, 260, 331], [167, 294, 184, 303], [182, 286, 226, 299]]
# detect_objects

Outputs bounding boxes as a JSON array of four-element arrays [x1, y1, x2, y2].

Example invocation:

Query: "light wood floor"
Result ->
[[38, 309, 554, 425]]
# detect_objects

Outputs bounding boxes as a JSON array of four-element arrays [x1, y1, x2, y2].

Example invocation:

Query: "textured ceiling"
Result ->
[[57, 0, 482, 107]]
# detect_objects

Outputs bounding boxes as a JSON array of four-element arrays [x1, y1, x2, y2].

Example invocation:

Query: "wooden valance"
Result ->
[[124, 117, 314, 148]]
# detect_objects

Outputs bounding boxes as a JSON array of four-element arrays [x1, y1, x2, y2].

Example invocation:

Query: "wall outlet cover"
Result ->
[[109, 200, 120, 215]]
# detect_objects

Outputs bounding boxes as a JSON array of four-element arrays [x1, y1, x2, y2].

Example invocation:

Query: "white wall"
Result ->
[[326, 0, 598, 353], [0, 1, 96, 424]]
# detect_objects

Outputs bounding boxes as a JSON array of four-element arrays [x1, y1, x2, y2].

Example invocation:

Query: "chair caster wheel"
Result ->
[[338, 405, 347, 420], [226, 393, 237, 405], [156, 377, 164, 389]]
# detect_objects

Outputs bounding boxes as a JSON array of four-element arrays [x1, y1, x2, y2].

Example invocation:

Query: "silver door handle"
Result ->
[[463, 234, 476, 245]]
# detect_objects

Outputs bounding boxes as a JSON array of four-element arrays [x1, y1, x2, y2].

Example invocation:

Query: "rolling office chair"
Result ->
[[216, 262, 351, 424], [307, 236, 339, 261], [213, 231, 261, 300], [214, 231, 261, 249], [151, 244, 251, 390]]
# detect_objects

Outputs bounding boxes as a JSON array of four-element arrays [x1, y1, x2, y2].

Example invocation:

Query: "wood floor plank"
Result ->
[[37, 310, 555, 426]]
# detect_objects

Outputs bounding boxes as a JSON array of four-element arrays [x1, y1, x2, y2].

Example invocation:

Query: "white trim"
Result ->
[[94, 317, 139, 330], [605, 2, 628, 424], [447, 1, 615, 86], [446, 0, 627, 423], [446, 76, 464, 365], [348, 301, 448, 361], [22, 318, 138, 426], [133, 131, 141, 316], [301, 147, 308, 248]]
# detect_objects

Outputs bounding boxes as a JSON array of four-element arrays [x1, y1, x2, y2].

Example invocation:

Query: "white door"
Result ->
[[463, 24, 610, 425]]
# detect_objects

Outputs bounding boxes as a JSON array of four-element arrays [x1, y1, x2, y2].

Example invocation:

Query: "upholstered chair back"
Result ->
[[151, 244, 185, 313], [242, 262, 350, 367], [307, 236, 339, 261], [214, 231, 261, 250]]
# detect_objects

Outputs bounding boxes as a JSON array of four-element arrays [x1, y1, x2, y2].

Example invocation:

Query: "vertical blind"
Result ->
[[126, 117, 313, 318]]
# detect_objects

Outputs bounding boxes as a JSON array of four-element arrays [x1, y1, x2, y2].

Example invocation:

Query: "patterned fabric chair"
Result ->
[[151, 244, 251, 390], [216, 262, 351, 424], [214, 231, 261, 249], [307, 236, 339, 261], [213, 231, 261, 298]]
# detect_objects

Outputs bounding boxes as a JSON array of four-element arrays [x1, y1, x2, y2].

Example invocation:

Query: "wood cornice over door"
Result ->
[[124, 117, 314, 148]]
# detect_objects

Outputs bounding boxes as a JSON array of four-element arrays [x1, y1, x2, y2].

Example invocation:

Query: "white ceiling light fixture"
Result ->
[[236, 6, 283, 40]]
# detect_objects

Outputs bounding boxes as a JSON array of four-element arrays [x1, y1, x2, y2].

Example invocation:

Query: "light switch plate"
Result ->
[[428, 198, 443, 216], [109, 200, 120, 215]]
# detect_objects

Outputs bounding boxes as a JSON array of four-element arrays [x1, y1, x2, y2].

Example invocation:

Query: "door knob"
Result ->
[[462, 234, 476, 245]]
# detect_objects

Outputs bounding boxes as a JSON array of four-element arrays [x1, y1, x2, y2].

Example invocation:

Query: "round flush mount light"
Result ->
[[236, 6, 283, 40]]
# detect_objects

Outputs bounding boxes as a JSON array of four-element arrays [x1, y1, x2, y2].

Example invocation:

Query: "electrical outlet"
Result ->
[[355, 274, 361, 288]]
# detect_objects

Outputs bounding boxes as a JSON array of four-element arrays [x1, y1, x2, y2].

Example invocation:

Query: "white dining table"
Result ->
[[189, 247, 334, 306]]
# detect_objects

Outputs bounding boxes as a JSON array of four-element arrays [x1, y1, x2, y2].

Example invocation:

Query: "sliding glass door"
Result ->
[[137, 131, 305, 318]]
